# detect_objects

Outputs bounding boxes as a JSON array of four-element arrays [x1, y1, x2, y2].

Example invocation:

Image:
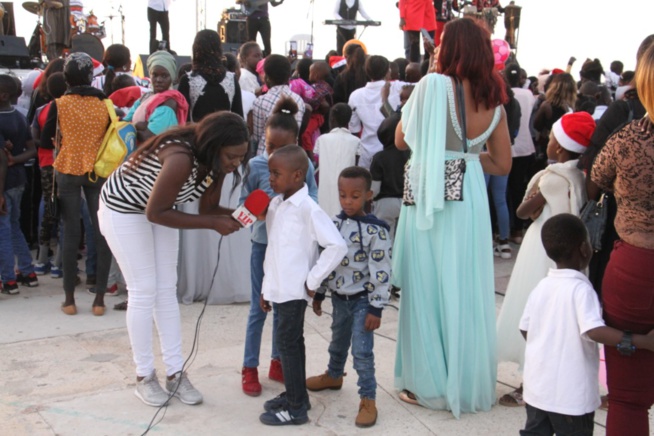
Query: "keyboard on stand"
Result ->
[[323, 19, 381, 27]]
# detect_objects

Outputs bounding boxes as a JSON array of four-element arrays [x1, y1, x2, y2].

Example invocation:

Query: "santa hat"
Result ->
[[92, 58, 104, 77], [552, 112, 596, 154], [551, 68, 565, 75], [329, 56, 346, 70]]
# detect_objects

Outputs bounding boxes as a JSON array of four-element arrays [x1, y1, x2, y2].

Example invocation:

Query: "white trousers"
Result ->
[[98, 202, 184, 377]]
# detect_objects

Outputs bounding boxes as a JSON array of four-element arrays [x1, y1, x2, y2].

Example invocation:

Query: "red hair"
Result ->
[[437, 18, 508, 109]]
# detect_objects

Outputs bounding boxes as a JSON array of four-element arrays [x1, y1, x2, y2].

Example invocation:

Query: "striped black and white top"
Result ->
[[100, 139, 212, 214]]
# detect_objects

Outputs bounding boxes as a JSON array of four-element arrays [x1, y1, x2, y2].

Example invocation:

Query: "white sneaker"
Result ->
[[165, 372, 203, 405], [494, 243, 512, 259], [134, 370, 170, 407]]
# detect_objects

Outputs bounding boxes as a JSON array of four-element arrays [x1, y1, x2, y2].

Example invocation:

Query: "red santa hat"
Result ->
[[92, 58, 104, 77], [329, 56, 346, 70], [552, 112, 596, 154]]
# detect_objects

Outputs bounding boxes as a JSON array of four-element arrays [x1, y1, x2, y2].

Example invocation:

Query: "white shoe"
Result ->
[[134, 370, 170, 407], [494, 243, 512, 259], [165, 372, 203, 405]]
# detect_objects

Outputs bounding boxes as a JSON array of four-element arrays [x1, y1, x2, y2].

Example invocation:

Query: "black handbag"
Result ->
[[580, 193, 608, 252], [45, 120, 61, 220], [403, 80, 468, 206]]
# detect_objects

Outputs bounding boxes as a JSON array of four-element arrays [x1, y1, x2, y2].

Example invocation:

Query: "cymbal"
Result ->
[[46, 1, 65, 8], [22, 1, 41, 14], [22, 1, 64, 15]]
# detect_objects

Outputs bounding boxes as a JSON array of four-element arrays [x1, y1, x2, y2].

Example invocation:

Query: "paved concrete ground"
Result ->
[[0, 244, 640, 436]]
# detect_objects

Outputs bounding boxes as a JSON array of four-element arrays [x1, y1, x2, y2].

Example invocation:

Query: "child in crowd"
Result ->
[[32, 72, 67, 277], [238, 42, 263, 95], [371, 86, 413, 240], [519, 214, 654, 435], [496, 112, 594, 406], [240, 97, 319, 397], [348, 55, 389, 169], [314, 103, 361, 217], [251, 55, 305, 155], [259, 145, 347, 426], [0, 75, 38, 294], [307, 166, 392, 428]]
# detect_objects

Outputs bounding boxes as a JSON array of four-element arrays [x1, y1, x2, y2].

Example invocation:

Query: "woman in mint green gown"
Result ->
[[392, 18, 513, 418]]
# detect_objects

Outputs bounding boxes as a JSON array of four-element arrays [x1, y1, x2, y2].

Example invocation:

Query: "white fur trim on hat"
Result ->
[[551, 112, 595, 154]]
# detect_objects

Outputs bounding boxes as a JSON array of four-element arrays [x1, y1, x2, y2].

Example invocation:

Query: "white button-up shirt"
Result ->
[[348, 80, 386, 169], [333, 0, 373, 30], [148, 0, 173, 12], [262, 185, 348, 304]]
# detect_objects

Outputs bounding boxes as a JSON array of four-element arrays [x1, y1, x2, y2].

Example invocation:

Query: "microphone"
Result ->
[[232, 189, 270, 228]]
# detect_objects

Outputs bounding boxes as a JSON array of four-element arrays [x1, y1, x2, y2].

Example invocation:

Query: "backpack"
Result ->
[[91, 100, 137, 181]]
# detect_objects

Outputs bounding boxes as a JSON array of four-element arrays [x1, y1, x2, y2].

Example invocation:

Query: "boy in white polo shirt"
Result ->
[[519, 214, 654, 435]]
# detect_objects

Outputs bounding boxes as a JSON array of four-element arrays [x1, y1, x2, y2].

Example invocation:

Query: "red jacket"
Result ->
[[399, 0, 437, 31]]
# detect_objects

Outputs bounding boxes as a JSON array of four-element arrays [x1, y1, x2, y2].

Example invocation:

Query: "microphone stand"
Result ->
[[119, 4, 125, 45]]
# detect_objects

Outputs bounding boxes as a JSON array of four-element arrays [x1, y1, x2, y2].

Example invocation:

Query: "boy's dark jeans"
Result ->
[[274, 299, 309, 413], [520, 403, 594, 436]]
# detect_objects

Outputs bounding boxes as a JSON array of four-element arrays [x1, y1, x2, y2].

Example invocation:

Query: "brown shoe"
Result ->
[[355, 398, 377, 428], [306, 371, 343, 392]]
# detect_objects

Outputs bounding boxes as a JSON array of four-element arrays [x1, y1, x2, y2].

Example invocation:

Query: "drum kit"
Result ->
[[22, 0, 107, 61]]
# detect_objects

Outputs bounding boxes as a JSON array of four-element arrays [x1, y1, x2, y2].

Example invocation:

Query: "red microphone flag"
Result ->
[[232, 189, 270, 228]]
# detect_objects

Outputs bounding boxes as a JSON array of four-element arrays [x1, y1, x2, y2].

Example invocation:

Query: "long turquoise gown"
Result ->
[[393, 74, 501, 418]]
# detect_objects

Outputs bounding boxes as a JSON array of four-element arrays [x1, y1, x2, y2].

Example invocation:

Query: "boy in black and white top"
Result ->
[[519, 214, 654, 436], [306, 167, 392, 428]]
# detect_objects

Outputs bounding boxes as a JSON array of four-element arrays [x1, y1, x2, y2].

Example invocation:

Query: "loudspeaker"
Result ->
[[218, 19, 247, 44], [0, 35, 30, 68], [136, 54, 192, 78]]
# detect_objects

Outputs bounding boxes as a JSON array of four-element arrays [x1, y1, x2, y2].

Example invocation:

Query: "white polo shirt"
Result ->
[[520, 269, 605, 415]]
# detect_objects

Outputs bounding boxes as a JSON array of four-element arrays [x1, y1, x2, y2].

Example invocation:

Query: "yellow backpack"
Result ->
[[91, 100, 137, 181]]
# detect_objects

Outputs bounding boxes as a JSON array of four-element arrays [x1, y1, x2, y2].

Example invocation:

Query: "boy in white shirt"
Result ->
[[259, 145, 348, 426], [519, 214, 654, 435]]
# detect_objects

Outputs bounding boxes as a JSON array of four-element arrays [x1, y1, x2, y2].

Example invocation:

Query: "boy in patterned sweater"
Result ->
[[307, 166, 392, 428]]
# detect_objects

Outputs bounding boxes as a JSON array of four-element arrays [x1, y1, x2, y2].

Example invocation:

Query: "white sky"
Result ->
[[10, 0, 653, 78]]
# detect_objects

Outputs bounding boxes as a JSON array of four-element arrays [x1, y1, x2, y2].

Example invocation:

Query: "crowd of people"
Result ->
[[1, 3, 654, 434]]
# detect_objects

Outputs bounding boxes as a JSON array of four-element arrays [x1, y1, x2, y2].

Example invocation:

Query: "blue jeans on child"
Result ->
[[275, 299, 309, 412], [485, 174, 510, 241], [327, 293, 377, 400], [0, 186, 35, 282], [243, 241, 279, 368]]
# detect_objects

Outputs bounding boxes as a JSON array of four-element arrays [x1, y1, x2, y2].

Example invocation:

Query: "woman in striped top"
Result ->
[[98, 111, 247, 407]]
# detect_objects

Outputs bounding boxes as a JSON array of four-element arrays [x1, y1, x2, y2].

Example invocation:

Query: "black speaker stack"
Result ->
[[0, 36, 30, 69]]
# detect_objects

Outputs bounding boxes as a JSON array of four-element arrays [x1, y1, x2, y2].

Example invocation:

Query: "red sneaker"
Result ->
[[242, 367, 261, 397], [268, 358, 284, 384]]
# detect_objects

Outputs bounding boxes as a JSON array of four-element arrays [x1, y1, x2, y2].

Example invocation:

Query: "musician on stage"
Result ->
[[147, 0, 173, 54], [238, 0, 284, 58], [42, 0, 70, 60], [333, 0, 373, 56], [398, 0, 436, 62]]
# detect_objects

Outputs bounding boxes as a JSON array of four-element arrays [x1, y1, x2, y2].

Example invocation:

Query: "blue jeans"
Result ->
[[81, 198, 97, 276], [243, 241, 279, 367], [485, 173, 510, 240], [0, 186, 34, 282], [327, 294, 377, 399], [274, 299, 309, 412]]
